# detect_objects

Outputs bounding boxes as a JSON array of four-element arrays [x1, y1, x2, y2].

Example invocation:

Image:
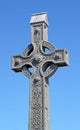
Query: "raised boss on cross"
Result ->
[[12, 13, 69, 130]]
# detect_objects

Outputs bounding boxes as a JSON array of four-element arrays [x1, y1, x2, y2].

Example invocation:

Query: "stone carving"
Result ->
[[31, 77, 43, 130], [12, 12, 69, 130], [34, 28, 41, 43]]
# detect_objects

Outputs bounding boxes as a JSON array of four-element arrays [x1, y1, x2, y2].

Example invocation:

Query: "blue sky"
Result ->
[[0, 0, 80, 130]]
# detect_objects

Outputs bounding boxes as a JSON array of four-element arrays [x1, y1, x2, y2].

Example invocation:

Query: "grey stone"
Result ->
[[12, 12, 69, 130]]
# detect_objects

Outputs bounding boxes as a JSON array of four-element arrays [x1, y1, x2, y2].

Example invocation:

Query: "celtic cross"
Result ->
[[12, 13, 68, 130]]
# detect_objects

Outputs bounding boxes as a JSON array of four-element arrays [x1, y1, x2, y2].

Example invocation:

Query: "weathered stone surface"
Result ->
[[12, 12, 69, 130]]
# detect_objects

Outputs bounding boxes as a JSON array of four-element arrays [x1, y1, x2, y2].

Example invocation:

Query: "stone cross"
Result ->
[[12, 13, 68, 130]]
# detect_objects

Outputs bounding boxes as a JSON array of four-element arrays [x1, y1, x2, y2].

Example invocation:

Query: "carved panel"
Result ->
[[30, 76, 43, 130], [32, 25, 43, 43]]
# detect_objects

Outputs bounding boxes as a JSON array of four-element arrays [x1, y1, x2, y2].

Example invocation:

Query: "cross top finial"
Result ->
[[30, 12, 48, 25]]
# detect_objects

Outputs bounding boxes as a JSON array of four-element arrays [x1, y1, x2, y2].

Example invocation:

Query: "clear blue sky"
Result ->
[[0, 0, 80, 130]]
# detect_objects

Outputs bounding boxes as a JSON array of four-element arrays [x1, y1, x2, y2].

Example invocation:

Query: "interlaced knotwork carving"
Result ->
[[30, 76, 43, 130]]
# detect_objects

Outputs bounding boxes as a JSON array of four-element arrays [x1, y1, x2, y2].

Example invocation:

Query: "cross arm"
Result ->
[[53, 49, 69, 66], [11, 55, 31, 72], [43, 49, 69, 67]]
